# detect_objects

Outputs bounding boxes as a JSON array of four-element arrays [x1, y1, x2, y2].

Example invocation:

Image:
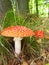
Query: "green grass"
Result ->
[[0, 9, 49, 65]]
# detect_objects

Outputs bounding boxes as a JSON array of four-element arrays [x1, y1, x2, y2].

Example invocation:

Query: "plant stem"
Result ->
[[10, 0, 17, 24]]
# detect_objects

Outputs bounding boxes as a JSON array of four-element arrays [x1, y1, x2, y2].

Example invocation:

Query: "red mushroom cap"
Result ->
[[35, 30, 44, 38], [1, 26, 35, 37]]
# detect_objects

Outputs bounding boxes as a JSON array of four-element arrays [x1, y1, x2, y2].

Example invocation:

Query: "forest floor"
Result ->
[[7, 44, 49, 65], [0, 17, 49, 65]]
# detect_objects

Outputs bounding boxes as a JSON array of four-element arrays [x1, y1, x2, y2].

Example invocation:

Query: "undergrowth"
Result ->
[[0, 0, 49, 64]]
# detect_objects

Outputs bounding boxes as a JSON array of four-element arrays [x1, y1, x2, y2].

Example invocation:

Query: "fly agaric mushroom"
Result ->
[[35, 30, 44, 38], [35, 30, 44, 44], [1, 26, 35, 55]]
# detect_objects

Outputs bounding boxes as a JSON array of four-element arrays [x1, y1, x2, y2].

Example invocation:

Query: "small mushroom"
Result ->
[[35, 30, 44, 38], [1, 26, 34, 55]]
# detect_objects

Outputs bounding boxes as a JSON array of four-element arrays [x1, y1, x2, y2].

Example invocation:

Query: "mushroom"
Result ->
[[1, 26, 34, 55], [35, 30, 44, 38], [35, 30, 44, 43]]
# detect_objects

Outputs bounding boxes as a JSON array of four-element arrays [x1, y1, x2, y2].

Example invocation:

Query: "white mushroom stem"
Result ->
[[13, 37, 23, 55]]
